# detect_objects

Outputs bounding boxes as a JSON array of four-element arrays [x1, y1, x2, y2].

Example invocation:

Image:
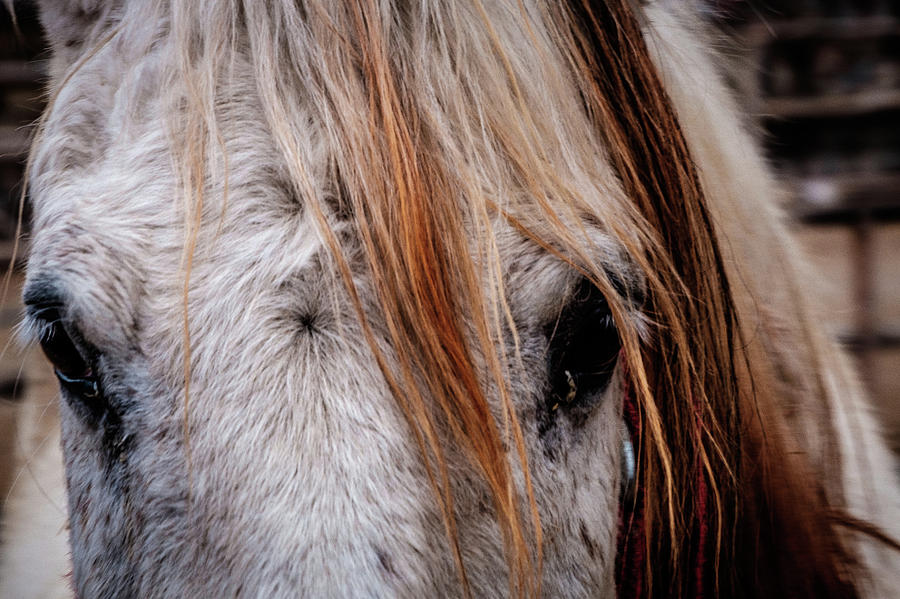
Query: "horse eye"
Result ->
[[35, 309, 98, 398], [546, 280, 621, 414]]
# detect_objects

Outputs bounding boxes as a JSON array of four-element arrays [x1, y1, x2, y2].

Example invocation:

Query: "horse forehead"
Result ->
[[26, 41, 610, 347], [24, 57, 275, 334]]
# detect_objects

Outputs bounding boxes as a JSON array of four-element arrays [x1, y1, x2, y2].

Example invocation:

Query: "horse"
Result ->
[[2, 0, 899, 596]]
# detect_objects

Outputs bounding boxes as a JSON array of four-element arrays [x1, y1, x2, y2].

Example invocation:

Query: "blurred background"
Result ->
[[0, 0, 60, 531], [0, 0, 898, 522], [707, 0, 900, 453]]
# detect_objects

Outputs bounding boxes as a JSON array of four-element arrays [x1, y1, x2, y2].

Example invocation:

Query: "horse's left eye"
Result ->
[[546, 279, 621, 415], [34, 308, 99, 399]]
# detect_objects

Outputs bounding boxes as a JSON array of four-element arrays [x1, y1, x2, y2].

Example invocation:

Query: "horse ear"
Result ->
[[34, 0, 111, 58]]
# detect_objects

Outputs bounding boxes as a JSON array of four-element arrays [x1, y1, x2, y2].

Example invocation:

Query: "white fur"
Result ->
[[2, 1, 897, 597]]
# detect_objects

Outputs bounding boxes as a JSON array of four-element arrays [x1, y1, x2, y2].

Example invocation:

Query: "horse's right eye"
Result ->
[[35, 309, 99, 399]]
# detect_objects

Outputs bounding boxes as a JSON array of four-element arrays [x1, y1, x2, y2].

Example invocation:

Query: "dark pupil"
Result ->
[[38, 316, 92, 380], [547, 280, 621, 410]]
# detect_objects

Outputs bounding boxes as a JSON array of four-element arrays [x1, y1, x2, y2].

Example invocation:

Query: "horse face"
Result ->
[[25, 2, 630, 596]]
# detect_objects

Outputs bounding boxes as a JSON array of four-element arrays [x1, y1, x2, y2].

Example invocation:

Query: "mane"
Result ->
[[47, 0, 890, 596]]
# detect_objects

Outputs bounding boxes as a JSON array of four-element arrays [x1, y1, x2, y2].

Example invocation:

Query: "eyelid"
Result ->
[[23, 278, 67, 319], [25, 294, 65, 322], [25, 303, 67, 347], [29, 304, 64, 323]]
